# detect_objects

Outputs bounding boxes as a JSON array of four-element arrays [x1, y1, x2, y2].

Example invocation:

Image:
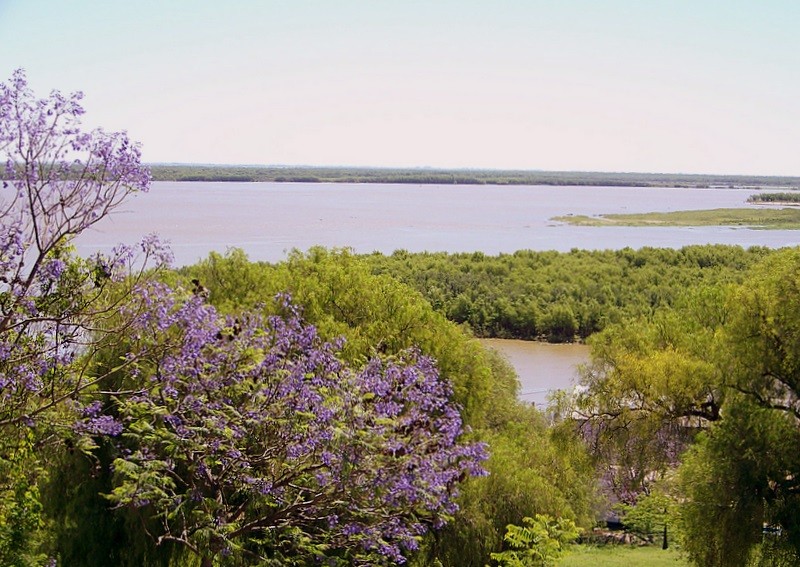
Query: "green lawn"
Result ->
[[559, 545, 689, 567], [552, 207, 800, 229]]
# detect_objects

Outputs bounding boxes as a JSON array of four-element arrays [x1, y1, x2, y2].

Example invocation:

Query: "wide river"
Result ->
[[74, 181, 797, 400], [75, 181, 800, 266]]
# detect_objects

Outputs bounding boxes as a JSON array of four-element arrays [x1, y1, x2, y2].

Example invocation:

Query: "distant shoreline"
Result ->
[[148, 165, 800, 190], [552, 208, 800, 229]]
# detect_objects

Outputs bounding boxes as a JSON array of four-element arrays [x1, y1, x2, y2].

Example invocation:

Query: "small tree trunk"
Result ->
[[201, 556, 214, 567], [662, 523, 668, 550]]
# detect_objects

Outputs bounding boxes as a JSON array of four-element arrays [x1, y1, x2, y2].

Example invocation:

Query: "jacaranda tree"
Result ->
[[88, 289, 488, 565], [0, 68, 165, 430], [0, 68, 165, 564]]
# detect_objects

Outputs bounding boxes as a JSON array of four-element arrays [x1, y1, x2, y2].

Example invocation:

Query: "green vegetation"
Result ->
[[10, 236, 799, 565], [176, 249, 599, 566], [558, 546, 688, 567], [14, 240, 800, 565], [553, 208, 800, 228], [748, 191, 800, 204], [570, 248, 800, 565], [490, 515, 581, 566], [614, 492, 671, 543], [362, 245, 773, 341], [149, 164, 800, 188]]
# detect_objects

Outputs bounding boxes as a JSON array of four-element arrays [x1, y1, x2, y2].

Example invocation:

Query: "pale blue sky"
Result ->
[[1, 1, 798, 175]]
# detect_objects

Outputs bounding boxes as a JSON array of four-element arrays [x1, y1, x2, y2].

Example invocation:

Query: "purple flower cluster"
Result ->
[[0, 69, 161, 433], [74, 414, 124, 437], [106, 286, 487, 564], [1, 71, 150, 249]]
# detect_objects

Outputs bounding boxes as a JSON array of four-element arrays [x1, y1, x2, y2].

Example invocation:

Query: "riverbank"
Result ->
[[148, 164, 800, 189], [553, 208, 800, 229]]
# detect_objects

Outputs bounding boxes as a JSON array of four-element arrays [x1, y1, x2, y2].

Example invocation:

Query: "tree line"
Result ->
[[748, 191, 800, 203], [148, 164, 800, 189], [360, 246, 774, 342]]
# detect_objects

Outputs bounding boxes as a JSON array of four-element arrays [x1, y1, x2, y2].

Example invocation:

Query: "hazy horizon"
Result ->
[[2, 1, 798, 176], [145, 163, 800, 179]]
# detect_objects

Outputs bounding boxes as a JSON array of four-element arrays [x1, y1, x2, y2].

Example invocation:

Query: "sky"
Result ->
[[1, 1, 798, 175]]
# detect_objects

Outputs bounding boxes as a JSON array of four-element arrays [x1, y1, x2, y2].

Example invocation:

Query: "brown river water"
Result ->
[[481, 339, 590, 407]]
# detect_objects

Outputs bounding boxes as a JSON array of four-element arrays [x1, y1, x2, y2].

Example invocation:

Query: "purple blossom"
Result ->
[[40, 258, 66, 282], [101, 289, 487, 564], [0, 69, 155, 433], [82, 400, 103, 417], [74, 415, 123, 437]]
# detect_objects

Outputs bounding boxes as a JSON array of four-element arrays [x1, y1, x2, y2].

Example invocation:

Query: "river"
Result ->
[[482, 339, 590, 407], [75, 181, 800, 266], [73, 181, 795, 400]]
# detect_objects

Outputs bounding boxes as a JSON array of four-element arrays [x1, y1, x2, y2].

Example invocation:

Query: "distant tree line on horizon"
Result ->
[[148, 164, 800, 189]]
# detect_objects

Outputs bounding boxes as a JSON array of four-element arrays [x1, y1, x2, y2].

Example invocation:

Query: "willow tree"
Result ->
[[570, 247, 800, 565], [678, 248, 800, 566]]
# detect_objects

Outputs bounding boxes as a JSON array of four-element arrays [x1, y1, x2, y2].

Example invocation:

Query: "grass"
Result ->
[[552, 208, 800, 229], [748, 192, 800, 204], [559, 545, 689, 567]]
